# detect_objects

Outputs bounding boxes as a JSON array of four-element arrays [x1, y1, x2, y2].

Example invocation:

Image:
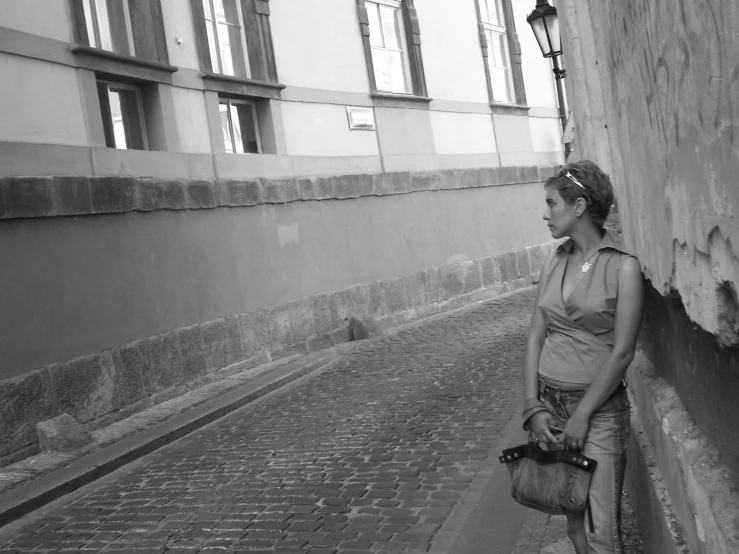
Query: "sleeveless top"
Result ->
[[536, 231, 635, 385]]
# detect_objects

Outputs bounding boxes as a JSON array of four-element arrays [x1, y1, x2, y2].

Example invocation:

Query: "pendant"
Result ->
[[581, 261, 591, 273]]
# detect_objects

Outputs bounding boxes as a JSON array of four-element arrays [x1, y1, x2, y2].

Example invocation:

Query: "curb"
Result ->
[[0, 350, 339, 529], [429, 412, 527, 553]]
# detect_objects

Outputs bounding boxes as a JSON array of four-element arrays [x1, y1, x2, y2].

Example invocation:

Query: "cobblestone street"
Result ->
[[0, 288, 641, 553]]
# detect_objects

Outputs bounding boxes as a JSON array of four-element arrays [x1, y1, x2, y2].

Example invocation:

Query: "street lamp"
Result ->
[[527, 0, 569, 152]]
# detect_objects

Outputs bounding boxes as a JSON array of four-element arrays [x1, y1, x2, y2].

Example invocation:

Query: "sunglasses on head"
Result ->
[[560, 170, 587, 192]]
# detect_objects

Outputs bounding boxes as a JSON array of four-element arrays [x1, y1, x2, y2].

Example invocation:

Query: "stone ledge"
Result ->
[[627, 351, 739, 554], [0, 240, 557, 466], [0, 165, 562, 220], [626, 400, 691, 554]]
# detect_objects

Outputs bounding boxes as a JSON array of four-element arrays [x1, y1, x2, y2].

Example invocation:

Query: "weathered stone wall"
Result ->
[[569, 0, 739, 343], [0, 166, 559, 465], [561, 0, 739, 457], [559, 1, 739, 550], [0, 237, 552, 466]]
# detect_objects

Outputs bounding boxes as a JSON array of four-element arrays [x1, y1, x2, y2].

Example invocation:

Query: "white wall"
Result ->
[[171, 88, 212, 153], [0, 53, 87, 145], [431, 112, 496, 155], [281, 102, 379, 157], [529, 117, 562, 153], [270, 0, 370, 93], [161, 0, 201, 71], [0, 0, 72, 42]]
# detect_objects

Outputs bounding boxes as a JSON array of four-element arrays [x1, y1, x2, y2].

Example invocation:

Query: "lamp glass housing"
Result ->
[[527, 2, 562, 58]]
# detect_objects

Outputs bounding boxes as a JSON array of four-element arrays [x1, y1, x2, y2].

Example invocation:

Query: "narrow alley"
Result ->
[[0, 289, 641, 553]]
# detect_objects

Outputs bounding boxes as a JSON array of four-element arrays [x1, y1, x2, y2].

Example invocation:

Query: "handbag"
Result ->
[[499, 442, 597, 531]]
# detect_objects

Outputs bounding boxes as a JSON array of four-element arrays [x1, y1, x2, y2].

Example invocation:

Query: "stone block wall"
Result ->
[[0, 163, 561, 466], [0, 239, 554, 466]]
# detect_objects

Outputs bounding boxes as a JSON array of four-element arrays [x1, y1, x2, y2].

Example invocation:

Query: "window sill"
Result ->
[[490, 103, 530, 116], [71, 45, 178, 83], [201, 72, 286, 100], [372, 92, 433, 109]]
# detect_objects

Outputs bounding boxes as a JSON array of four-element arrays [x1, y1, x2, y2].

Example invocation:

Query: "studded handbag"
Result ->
[[499, 442, 597, 530]]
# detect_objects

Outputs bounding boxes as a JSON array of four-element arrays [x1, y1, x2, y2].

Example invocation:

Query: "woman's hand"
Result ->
[[528, 411, 559, 445], [557, 411, 590, 450]]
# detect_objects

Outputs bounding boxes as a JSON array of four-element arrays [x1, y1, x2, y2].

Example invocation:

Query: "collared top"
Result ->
[[536, 231, 635, 385]]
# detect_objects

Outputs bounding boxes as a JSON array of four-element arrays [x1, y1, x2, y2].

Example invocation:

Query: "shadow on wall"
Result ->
[[640, 279, 739, 485]]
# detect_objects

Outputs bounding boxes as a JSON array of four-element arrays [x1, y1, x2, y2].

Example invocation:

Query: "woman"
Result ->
[[522, 160, 644, 553]]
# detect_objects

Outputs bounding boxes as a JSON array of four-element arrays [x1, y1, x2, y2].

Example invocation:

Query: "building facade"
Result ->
[[0, 0, 564, 465], [558, 1, 739, 552]]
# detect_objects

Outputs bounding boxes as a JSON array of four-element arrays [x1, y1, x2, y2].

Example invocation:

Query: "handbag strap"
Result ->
[[586, 499, 595, 535], [499, 443, 597, 473]]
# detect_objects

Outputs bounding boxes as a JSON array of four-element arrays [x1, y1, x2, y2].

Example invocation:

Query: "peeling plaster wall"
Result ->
[[579, 0, 739, 345], [559, 0, 739, 511]]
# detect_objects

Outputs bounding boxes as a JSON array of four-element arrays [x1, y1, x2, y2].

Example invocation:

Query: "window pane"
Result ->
[[220, 102, 234, 153], [234, 104, 260, 154], [206, 21, 220, 72], [371, 48, 391, 91], [217, 23, 234, 75], [227, 24, 248, 77], [94, 0, 114, 51], [488, 32, 513, 103], [488, 30, 503, 66], [82, 0, 97, 46], [202, 0, 213, 20], [107, 87, 145, 150], [213, 20, 248, 77], [496, 33, 510, 70], [213, 0, 240, 24], [91, 0, 132, 55], [117, 87, 145, 149], [482, 0, 502, 26], [490, 67, 512, 103], [387, 50, 409, 93], [380, 5, 402, 51], [107, 91, 126, 149], [366, 3, 383, 47], [230, 104, 244, 153]]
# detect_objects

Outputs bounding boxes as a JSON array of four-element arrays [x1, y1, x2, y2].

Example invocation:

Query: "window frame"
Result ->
[[474, 0, 527, 107], [82, 0, 136, 56], [69, 0, 170, 65], [190, 0, 282, 97], [356, 0, 428, 100], [96, 79, 149, 150], [219, 97, 262, 154], [365, 0, 413, 95], [202, 0, 252, 78]]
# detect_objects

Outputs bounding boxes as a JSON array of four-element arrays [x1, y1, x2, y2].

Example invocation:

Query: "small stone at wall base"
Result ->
[[36, 413, 93, 452], [347, 316, 381, 341]]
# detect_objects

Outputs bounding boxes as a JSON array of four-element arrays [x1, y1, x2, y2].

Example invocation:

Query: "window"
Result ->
[[479, 0, 514, 103], [190, 0, 280, 86], [69, 0, 170, 64], [202, 0, 250, 78], [97, 81, 147, 150], [357, 0, 428, 98], [219, 98, 261, 153], [365, 0, 412, 94], [81, 0, 135, 56]]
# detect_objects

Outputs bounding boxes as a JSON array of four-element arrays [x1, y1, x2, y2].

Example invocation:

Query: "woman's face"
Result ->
[[543, 185, 577, 239]]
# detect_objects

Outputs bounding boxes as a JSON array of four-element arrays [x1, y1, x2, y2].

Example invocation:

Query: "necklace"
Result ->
[[579, 250, 599, 273]]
